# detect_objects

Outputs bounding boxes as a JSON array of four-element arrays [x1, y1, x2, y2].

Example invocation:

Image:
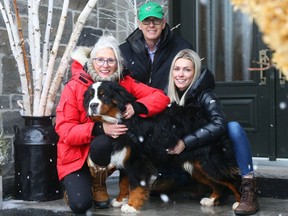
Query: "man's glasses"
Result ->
[[93, 58, 117, 66], [142, 17, 162, 25]]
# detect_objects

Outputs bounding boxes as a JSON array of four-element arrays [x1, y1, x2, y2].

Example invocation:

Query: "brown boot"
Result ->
[[87, 156, 115, 209], [63, 190, 69, 205], [234, 178, 260, 215]]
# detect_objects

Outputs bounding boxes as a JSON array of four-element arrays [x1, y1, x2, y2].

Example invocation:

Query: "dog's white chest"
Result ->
[[110, 147, 128, 168]]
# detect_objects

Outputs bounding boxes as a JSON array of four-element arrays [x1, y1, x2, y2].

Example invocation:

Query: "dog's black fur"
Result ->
[[84, 81, 241, 212]]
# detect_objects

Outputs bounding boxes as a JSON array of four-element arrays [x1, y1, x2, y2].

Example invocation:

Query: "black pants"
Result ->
[[62, 135, 113, 213], [90, 134, 114, 166], [62, 164, 93, 214]]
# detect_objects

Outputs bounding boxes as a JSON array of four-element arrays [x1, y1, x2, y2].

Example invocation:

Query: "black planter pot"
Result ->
[[14, 116, 62, 201]]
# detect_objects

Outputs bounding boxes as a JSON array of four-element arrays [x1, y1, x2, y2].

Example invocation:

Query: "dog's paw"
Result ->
[[121, 204, 138, 213], [111, 198, 128, 208], [232, 201, 239, 210], [200, 197, 216, 207]]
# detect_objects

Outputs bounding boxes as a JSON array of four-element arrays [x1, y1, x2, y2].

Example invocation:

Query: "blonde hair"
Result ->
[[167, 49, 202, 106], [90, 35, 123, 81]]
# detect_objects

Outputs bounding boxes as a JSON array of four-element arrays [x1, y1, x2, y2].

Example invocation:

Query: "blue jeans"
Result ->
[[227, 121, 254, 176]]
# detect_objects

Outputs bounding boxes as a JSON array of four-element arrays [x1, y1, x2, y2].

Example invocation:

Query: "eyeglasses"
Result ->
[[142, 18, 162, 25], [93, 58, 117, 66]]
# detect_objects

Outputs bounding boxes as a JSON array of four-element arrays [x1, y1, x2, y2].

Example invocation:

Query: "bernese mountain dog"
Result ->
[[83, 81, 241, 213]]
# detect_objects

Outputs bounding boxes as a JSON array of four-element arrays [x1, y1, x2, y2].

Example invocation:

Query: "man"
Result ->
[[120, 1, 193, 195], [120, 1, 193, 91]]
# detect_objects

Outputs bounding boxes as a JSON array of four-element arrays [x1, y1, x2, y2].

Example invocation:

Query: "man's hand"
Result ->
[[167, 139, 185, 155]]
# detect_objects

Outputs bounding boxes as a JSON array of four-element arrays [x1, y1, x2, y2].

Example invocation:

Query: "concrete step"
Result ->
[[253, 158, 288, 199]]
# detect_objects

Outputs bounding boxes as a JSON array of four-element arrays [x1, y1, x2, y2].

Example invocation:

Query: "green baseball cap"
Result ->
[[138, 2, 164, 22]]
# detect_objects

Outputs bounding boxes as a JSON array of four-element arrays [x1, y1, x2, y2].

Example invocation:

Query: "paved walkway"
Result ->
[[2, 176, 288, 216]]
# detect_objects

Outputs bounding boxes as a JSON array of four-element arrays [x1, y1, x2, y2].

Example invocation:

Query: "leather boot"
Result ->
[[87, 156, 115, 209], [234, 178, 260, 215], [63, 190, 69, 205]]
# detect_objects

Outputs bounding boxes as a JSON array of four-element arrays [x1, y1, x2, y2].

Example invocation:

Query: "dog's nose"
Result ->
[[90, 103, 99, 110]]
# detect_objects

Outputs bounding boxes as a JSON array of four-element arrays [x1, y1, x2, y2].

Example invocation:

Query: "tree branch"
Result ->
[[1, 0, 32, 115], [37, 0, 69, 116], [45, 0, 99, 116]]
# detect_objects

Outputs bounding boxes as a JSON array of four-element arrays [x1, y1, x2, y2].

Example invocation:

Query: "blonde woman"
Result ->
[[166, 49, 259, 215]]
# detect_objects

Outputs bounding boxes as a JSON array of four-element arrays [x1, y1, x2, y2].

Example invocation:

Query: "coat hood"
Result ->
[[186, 68, 215, 99]]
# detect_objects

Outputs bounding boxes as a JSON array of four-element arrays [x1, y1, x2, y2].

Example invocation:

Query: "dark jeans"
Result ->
[[90, 134, 113, 166], [228, 121, 254, 176], [62, 164, 93, 214], [62, 135, 113, 213]]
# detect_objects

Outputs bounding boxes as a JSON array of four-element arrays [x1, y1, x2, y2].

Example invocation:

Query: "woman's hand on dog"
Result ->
[[167, 140, 186, 155], [123, 103, 135, 119], [103, 122, 128, 138]]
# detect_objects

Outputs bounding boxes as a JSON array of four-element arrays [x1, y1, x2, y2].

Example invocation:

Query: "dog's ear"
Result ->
[[116, 84, 136, 103], [111, 83, 136, 112]]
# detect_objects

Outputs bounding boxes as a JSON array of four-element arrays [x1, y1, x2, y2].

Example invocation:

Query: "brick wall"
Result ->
[[0, 0, 167, 198]]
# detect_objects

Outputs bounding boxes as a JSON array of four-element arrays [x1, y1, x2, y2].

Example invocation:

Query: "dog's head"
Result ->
[[84, 81, 136, 123]]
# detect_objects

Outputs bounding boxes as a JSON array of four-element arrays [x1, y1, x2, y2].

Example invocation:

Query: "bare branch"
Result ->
[[37, 0, 69, 116], [1, 0, 32, 115], [31, 0, 42, 115], [13, 0, 33, 104], [170, 23, 181, 31], [42, 0, 54, 77], [45, 0, 100, 116]]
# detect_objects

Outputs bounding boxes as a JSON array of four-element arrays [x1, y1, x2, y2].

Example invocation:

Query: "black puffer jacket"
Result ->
[[120, 24, 193, 91], [182, 68, 228, 150]]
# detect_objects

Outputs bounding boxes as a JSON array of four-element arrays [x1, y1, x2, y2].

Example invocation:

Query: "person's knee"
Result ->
[[90, 135, 112, 152], [228, 121, 241, 130], [90, 135, 113, 166], [228, 121, 242, 135], [228, 121, 245, 143]]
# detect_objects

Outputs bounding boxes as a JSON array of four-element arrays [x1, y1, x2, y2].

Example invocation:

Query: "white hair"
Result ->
[[90, 35, 123, 80]]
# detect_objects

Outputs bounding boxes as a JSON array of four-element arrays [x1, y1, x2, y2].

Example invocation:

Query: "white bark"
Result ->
[[1, 0, 101, 116], [27, 0, 35, 88], [1, 0, 32, 116], [42, 0, 54, 83], [37, 0, 69, 116], [45, 0, 99, 116], [32, 0, 42, 116]]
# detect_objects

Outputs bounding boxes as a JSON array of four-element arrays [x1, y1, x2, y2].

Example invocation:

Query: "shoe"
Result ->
[[63, 190, 69, 205], [234, 178, 260, 215], [87, 156, 115, 209]]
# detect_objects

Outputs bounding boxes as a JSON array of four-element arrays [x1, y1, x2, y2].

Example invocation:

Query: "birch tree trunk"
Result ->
[[45, 0, 99, 116], [42, 0, 54, 79], [1, 0, 102, 116], [37, 0, 69, 116], [31, 0, 43, 116], [1, 0, 32, 116]]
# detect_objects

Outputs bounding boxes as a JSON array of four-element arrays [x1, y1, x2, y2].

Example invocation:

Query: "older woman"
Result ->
[[55, 35, 169, 214], [166, 49, 259, 215]]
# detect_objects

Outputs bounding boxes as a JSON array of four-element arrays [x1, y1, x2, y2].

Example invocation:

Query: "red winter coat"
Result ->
[[55, 59, 170, 180]]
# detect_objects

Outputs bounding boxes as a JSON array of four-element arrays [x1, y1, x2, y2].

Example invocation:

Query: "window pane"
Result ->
[[195, 0, 254, 81]]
